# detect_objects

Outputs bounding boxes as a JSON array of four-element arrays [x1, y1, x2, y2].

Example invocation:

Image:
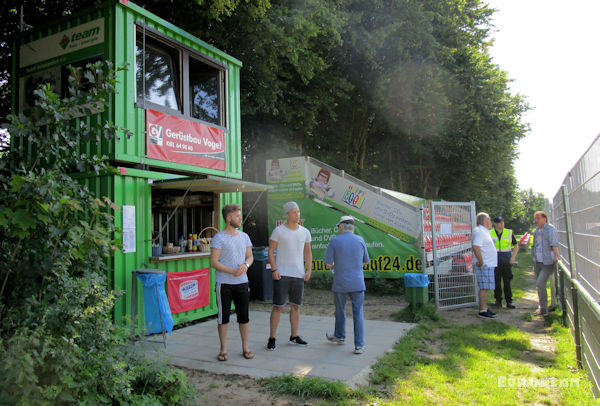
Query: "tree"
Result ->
[[507, 188, 545, 234]]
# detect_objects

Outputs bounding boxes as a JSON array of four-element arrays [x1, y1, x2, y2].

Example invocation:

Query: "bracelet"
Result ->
[[271, 268, 278, 273]]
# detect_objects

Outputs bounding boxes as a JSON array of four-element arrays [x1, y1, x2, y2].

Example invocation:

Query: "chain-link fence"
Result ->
[[550, 134, 600, 397]]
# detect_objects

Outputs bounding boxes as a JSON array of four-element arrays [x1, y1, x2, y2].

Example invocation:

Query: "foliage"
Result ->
[[0, 62, 194, 404]]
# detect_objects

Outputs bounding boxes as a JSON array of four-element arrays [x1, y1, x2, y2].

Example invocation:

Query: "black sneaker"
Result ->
[[486, 309, 496, 317], [492, 301, 502, 307], [267, 337, 276, 351], [478, 311, 496, 319], [289, 336, 308, 346], [506, 302, 516, 309]]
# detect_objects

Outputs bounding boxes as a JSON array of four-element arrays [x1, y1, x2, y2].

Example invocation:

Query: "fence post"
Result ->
[[562, 184, 582, 369], [559, 268, 567, 326], [430, 202, 440, 309]]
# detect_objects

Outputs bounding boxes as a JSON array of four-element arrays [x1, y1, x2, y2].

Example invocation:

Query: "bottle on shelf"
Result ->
[[187, 234, 193, 252]]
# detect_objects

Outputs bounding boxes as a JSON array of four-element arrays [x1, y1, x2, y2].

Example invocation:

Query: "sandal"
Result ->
[[243, 351, 255, 360], [217, 352, 228, 362]]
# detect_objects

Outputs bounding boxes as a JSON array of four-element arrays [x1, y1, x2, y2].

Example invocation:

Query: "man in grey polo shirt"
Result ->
[[472, 212, 497, 319], [531, 210, 559, 317]]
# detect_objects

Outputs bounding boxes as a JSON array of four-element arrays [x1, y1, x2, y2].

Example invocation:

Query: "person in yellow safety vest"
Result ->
[[491, 216, 519, 309]]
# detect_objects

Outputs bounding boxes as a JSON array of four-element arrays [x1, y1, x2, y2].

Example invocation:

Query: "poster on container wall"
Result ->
[[146, 109, 226, 170], [266, 157, 423, 277]]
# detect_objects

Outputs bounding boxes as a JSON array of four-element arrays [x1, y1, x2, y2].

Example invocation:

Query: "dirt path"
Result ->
[[185, 369, 305, 406]]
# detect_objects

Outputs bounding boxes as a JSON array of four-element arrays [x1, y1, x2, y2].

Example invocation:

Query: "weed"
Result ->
[[521, 312, 534, 322], [264, 375, 360, 402], [394, 303, 440, 323]]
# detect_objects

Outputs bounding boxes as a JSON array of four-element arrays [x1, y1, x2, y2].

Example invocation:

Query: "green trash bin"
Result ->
[[404, 273, 429, 305]]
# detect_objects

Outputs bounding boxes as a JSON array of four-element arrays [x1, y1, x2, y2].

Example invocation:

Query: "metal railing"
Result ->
[[422, 201, 478, 310], [551, 134, 600, 397]]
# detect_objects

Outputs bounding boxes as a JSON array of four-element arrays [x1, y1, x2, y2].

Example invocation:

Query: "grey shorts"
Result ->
[[273, 276, 304, 306]]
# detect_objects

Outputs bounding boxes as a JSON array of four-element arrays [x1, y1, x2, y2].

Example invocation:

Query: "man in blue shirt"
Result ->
[[531, 210, 559, 317], [323, 216, 370, 354]]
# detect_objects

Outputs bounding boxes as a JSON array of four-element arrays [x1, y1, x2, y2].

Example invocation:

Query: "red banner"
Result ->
[[146, 109, 226, 170], [167, 268, 210, 314]]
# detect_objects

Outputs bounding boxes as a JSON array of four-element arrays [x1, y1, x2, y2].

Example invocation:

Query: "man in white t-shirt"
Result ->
[[210, 204, 254, 361], [266, 201, 313, 350], [472, 212, 498, 320]]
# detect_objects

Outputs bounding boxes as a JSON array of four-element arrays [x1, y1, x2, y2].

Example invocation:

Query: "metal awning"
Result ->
[[151, 175, 273, 193]]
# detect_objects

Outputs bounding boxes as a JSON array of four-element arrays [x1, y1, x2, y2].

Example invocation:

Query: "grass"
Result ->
[[263, 252, 598, 405]]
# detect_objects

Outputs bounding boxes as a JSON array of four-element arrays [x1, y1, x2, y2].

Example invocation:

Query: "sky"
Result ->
[[486, 0, 600, 199]]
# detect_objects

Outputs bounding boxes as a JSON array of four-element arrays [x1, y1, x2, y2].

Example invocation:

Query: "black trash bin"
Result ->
[[248, 247, 273, 301]]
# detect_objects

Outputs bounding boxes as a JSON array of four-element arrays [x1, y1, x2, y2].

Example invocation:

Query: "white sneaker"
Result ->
[[325, 332, 345, 344], [353, 346, 365, 354]]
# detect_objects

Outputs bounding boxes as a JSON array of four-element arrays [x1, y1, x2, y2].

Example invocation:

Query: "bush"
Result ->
[[366, 273, 404, 296], [306, 271, 333, 290], [0, 62, 194, 404]]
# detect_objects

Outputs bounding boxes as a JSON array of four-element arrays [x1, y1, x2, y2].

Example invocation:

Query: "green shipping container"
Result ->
[[13, 1, 269, 334]]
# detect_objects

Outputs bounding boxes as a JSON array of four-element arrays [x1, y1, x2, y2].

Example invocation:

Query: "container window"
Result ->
[[189, 56, 220, 125], [135, 26, 227, 128], [151, 189, 219, 254], [136, 38, 181, 112]]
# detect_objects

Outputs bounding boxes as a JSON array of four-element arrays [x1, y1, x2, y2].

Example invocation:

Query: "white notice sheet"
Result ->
[[122, 205, 136, 253]]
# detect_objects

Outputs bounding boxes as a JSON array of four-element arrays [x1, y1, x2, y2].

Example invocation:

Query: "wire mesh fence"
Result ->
[[551, 134, 600, 397], [422, 201, 477, 310]]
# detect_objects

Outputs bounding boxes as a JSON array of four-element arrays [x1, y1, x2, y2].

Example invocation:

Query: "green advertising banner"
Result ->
[[267, 157, 424, 277], [18, 18, 105, 112]]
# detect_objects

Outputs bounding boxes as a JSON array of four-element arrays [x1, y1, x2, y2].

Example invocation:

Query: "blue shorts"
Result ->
[[475, 265, 495, 290]]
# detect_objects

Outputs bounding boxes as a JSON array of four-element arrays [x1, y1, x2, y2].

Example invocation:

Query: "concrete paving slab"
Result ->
[[140, 310, 414, 387]]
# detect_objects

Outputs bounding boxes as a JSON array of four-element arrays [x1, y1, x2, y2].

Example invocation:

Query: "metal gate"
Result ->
[[421, 201, 478, 310]]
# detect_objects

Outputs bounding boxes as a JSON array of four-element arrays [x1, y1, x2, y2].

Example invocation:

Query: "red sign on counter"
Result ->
[[146, 109, 226, 170], [167, 268, 210, 313]]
